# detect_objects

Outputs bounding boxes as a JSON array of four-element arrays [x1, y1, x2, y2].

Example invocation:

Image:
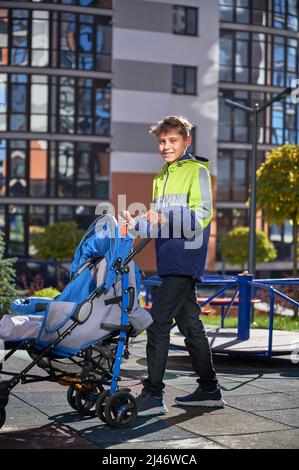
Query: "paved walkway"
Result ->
[[0, 336, 299, 449]]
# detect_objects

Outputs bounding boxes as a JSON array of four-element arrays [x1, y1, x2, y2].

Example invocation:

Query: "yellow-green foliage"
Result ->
[[220, 226, 277, 267], [33, 221, 84, 262], [32, 287, 61, 299], [256, 145, 299, 224]]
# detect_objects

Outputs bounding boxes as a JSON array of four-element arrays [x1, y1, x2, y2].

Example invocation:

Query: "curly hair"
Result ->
[[149, 115, 193, 139]]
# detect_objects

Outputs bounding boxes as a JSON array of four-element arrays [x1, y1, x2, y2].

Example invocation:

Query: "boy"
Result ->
[[121, 115, 225, 416]]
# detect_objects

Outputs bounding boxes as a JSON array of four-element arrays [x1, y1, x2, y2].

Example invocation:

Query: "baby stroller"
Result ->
[[0, 215, 153, 429]]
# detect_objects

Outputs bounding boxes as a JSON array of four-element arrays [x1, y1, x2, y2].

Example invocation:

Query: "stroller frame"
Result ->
[[0, 237, 151, 429]]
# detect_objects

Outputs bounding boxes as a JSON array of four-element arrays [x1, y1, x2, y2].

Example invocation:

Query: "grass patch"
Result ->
[[202, 311, 299, 331]]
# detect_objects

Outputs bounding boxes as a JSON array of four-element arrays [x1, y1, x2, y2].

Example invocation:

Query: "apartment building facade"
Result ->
[[0, 0, 298, 275]]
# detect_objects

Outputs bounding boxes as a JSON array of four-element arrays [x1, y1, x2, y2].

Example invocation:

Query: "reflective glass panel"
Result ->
[[8, 205, 25, 256], [59, 77, 75, 133], [30, 140, 48, 197], [95, 86, 110, 135], [32, 11, 49, 67], [29, 205, 47, 256], [0, 139, 6, 196], [0, 10, 8, 65], [58, 142, 74, 197]]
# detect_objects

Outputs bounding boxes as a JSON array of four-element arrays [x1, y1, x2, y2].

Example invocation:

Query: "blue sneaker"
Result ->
[[175, 387, 226, 408], [136, 392, 168, 417]]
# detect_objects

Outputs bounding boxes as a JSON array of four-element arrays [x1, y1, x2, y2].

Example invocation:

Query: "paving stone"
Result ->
[[247, 378, 299, 395], [220, 381, 283, 396], [1, 336, 299, 450], [107, 437, 225, 450], [0, 422, 95, 449], [222, 393, 299, 412], [165, 409, 292, 437], [210, 429, 299, 449], [68, 417, 200, 447], [252, 408, 299, 427], [3, 407, 51, 430], [13, 391, 69, 408]]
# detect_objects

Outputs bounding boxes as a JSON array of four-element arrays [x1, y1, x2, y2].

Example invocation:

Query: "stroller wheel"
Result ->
[[75, 384, 104, 415], [0, 408, 6, 430], [95, 390, 110, 423], [0, 396, 9, 410], [104, 391, 138, 428], [67, 384, 79, 411]]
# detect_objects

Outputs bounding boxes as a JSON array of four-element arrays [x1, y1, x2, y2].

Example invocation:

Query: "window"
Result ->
[[30, 75, 49, 132], [220, 30, 299, 87], [269, 221, 293, 260], [220, 0, 234, 22], [95, 84, 111, 135], [29, 140, 48, 197], [58, 141, 75, 197], [271, 35, 299, 89], [8, 205, 26, 256], [235, 32, 249, 83], [0, 139, 6, 196], [0, 73, 7, 131], [220, 30, 267, 85], [220, 0, 269, 26], [220, 32, 233, 81], [273, 0, 299, 31], [10, 74, 28, 132], [9, 140, 27, 197], [172, 65, 197, 95], [59, 76, 75, 133], [218, 89, 299, 146], [59, 12, 111, 72], [31, 10, 50, 67], [2, 8, 112, 72], [11, 10, 29, 66], [78, 78, 93, 134], [217, 149, 254, 202], [219, 90, 249, 142], [0, 10, 8, 66], [29, 206, 47, 256], [173, 6, 198, 36], [251, 33, 266, 85]]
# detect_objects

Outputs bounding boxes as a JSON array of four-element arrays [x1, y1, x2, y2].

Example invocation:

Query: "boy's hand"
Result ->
[[119, 210, 136, 231], [142, 209, 166, 225]]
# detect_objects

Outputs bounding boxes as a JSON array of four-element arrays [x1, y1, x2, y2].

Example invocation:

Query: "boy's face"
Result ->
[[157, 129, 191, 164]]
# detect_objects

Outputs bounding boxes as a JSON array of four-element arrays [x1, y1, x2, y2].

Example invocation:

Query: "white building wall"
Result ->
[[111, 0, 219, 175]]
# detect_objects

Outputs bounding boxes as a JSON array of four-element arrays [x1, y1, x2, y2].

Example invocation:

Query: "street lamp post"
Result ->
[[225, 87, 293, 278]]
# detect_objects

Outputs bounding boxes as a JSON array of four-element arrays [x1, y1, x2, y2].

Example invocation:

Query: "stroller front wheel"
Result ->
[[104, 391, 138, 428], [0, 408, 6, 430], [67, 384, 79, 411], [95, 389, 110, 423], [75, 384, 104, 415]]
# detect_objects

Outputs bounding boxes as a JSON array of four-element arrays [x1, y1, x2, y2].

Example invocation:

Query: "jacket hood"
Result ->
[[178, 153, 210, 164]]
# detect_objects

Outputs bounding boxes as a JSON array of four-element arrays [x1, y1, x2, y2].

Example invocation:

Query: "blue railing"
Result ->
[[142, 274, 299, 358]]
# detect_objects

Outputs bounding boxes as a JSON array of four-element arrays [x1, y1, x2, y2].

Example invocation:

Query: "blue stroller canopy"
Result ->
[[7, 214, 152, 356]]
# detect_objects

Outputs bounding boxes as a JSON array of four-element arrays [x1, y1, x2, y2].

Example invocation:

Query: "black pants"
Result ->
[[143, 275, 218, 395]]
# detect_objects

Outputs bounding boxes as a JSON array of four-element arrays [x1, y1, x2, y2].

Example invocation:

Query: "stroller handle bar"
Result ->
[[123, 236, 152, 267], [97, 213, 153, 267]]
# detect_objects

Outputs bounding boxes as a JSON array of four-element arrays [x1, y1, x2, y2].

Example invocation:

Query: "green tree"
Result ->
[[256, 145, 299, 276], [220, 226, 277, 270], [33, 221, 84, 262], [0, 231, 20, 318]]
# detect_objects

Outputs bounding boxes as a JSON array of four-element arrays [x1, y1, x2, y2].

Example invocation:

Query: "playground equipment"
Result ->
[[142, 273, 299, 358]]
